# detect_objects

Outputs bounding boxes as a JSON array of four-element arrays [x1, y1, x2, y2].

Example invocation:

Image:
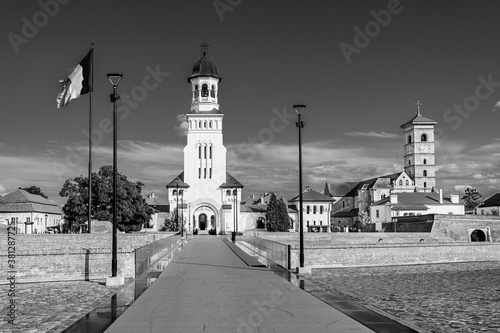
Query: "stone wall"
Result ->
[[431, 215, 500, 241], [0, 233, 174, 283], [290, 242, 500, 268]]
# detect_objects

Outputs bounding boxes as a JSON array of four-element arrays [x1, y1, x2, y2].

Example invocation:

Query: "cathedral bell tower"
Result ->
[[401, 101, 437, 192]]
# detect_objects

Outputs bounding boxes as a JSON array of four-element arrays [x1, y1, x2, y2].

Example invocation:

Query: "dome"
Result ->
[[188, 52, 221, 82]]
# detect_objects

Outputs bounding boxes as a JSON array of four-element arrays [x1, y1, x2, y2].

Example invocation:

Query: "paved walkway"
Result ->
[[104, 236, 374, 333]]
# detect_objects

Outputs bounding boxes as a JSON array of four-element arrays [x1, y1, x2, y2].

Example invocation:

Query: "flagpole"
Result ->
[[88, 42, 94, 234]]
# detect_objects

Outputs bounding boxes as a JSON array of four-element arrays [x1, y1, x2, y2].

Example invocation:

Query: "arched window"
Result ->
[[423, 159, 427, 165], [199, 121, 201, 128], [194, 85, 199, 98], [423, 170, 427, 177], [408, 135, 412, 144], [424, 182, 427, 188], [204, 121, 207, 128], [408, 160, 411, 166], [399, 180, 403, 186], [209, 121, 212, 128], [201, 84, 208, 97], [421, 134, 427, 142], [198, 146, 201, 158], [179, 190, 183, 195], [320, 206, 324, 214], [313, 206, 317, 214], [204, 146, 207, 158], [209, 146, 212, 159], [226, 190, 231, 196], [306, 206, 310, 214], [211, 84, 215, 98], [173, 190, 177, 196]]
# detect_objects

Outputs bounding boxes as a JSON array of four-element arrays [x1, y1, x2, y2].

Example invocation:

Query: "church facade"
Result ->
[[166, 49, 243, 234]]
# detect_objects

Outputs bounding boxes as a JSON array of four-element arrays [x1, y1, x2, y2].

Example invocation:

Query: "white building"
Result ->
[[165, 47, 243, 234], [0, 189, 62, 234], [370, 190, 464, 227], [288, 187, 333, 232]]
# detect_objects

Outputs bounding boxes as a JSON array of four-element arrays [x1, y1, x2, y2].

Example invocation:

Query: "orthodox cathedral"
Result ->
[[165, 47, 243, 233]]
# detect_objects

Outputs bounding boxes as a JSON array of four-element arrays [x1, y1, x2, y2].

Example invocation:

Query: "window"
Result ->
[[313, 206, 317, 214], [179, 190, 183, 195], [306, 206, 310, 214], [26, 217, 30, 222], [173, 190, 177, 195], [199, 121, 201, 128], [423, 159, 427, 165], [209, 121, 212, 128], [210, 146, 212, 159], [211, 85, 215, 98], [376, 210, 379, 218], [406, 180, 409, 186], [226, 190, 231, 196], [209, 168, 212, 178], [199, 168, 201, 178], [399, 180, 403, 186], [204, 121, 207, 128], [199, 146, 201, 158], [381, 194, 386, 199], [421, 134, 427, 142], [408, 160, 411, 166], [423, 170, 427, 177], [204, 168, 207, 178], [204, 146, 207, 158], [320, 206, 324, 214], [342, 201, 345, 208], [424, 182, 427, 188], [201, 84, 208, 97], [408, 135, 412, 144]]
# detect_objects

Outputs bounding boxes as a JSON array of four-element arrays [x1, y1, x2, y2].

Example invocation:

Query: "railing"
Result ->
[[237, 234, 289, 269], [134, 234, 181, 277]]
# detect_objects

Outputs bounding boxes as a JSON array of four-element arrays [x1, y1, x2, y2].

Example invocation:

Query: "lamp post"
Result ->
[[176, 181, 179, 235], [294, 104, 306, 269], [180, 189, 184, 237], [107, 73, 122, 278], [232, 189, 237, 242], [45, 214, 48, 233]]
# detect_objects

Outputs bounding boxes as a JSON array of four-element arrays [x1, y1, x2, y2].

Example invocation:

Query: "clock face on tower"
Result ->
[[420, 144, 428, 153]]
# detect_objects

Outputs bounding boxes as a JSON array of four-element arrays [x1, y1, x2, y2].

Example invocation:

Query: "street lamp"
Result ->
[[232, 189, 238, 242], [294, 104, 306, 269], [180, 189, 184, 238], [175, 181, 179, 235], [107, 73, 122, 278]]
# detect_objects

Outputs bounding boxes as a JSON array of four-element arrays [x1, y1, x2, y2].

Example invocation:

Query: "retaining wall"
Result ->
[[0, 233, 174, 283]]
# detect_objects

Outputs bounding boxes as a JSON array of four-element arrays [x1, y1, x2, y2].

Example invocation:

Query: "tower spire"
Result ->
[[415, 100, 422, 116], [200, 40, 210, 58]]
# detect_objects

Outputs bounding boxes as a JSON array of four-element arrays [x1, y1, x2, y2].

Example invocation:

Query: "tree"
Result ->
[[59, 165, 153, 232], [266, 192, 291, 232], [163, 211, 179, 232], [462, 188, 484, 214], [19, 186, 48, 199], [355, 210, 371, 231]]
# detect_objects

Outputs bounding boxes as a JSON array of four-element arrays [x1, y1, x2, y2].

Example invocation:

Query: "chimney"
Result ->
[[451, 194, 459, 204], [390, 194, 398, 204], [305, 186, 311, 191], [439, 189, 443, 204], [260, 193, 264, 204]]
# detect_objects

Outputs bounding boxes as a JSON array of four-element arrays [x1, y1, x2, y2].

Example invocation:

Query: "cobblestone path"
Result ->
[[309, 261, 500, 333], [0, 280, 122, 333]]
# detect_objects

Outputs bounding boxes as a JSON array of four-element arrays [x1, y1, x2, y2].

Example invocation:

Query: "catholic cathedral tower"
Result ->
[[400, 101, 437, 192], [166, 44, 243, 233]]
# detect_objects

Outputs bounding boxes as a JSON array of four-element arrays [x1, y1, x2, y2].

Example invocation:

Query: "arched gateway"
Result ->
[[165, 44, 244, 234]]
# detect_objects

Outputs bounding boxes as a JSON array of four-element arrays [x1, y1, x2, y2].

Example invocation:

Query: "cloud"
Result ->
[[345, 131, 400, 139], [0, 184, 6, 195], [492, 101, 500, 112], [174, 114, 188, 136]]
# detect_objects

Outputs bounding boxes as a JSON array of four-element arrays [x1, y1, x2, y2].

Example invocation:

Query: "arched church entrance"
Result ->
[[192, 205, 217, 233], [199, 213, 207, 230]]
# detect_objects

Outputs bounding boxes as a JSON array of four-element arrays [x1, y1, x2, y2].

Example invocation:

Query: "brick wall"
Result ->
[[290, 243, 500, 268], [0, 233, 174, 283]]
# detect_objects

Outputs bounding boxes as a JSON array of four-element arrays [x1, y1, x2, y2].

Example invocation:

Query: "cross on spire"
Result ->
[[200, 40, 210, 57], [415, 100, 422, 115]]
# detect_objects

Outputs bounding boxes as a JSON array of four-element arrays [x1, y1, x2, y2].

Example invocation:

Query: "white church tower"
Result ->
[[166, 44, 243, 234], [400, 101, 437, 192]]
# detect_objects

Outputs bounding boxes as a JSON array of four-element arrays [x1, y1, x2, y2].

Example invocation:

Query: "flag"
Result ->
[[56, 49, 93, 109]]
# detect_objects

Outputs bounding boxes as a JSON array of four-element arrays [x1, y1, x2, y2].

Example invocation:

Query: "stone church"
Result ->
[[165, 47, 243, 234]]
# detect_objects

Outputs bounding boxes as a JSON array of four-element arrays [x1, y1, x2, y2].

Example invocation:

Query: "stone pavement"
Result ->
[[104, 236, 375, 333]]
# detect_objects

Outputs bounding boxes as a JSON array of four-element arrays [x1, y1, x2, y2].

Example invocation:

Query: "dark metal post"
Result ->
[[107, 73, 122, 278], [294, 104, 306, 269], [180, 189, 184, 237], [176, 182, 179, 234], [112, 83, 118, 277]]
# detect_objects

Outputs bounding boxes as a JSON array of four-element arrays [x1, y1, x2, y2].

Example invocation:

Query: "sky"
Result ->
[[1, 0, 500, 206]]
